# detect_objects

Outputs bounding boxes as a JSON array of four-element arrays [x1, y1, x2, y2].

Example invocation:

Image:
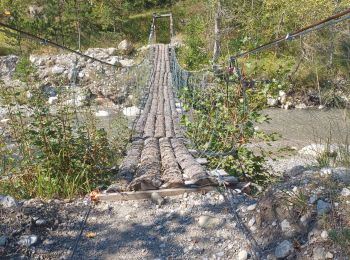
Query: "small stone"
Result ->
[[35, 219, 47, 226], [247, 204, 257, 211], [95, 110, 109, 117], [325, 252, 333, 259], [267, 98, 278, 107], [341, 188, 350, 197], [198, 215, 225, 229], [0, 195, 18, 208], [183, 192, 188, 198], [272, 221, 277, 227], [209, 169, 229, 177], [51, 66, 65, 75], [313, 247, 326, 260], [321, 230, 328, 239], [43, 239, 55, 246], [317, 200, 332, 215], [238, 250, 248, 260], [48, 96, 58, 105], [216, 251, 225, 257], [196, 158, 208, 165], [275, 240, 294, 259], [227, 244, 234, 250], [248, 217, 256, 227], [280, 219, 294, 235], [309, 194, 318, 204], [18, 235, 38, 247], [0, 236, 8, 246], [320, 168, 332, 177], [300, 215, 307, 223], [151, 192, 165, 206]]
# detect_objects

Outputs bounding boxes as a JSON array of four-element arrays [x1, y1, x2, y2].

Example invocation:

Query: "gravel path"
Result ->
[[73, 190, 255, 260]]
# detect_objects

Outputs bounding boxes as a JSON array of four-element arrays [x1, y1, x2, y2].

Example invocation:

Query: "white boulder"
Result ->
[[118, 39, 134, 55], [123, 106, 140, 117]]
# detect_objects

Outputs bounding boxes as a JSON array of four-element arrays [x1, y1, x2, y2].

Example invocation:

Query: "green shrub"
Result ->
[[0, 85, 129, 199], [179, 77, 276, 185], [177, 16, 209, 70]]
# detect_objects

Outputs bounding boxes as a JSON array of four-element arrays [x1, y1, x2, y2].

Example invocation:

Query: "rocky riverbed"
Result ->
[[0, 40, 149, 113]]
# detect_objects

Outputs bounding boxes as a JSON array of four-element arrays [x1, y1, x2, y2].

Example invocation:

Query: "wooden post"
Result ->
[[170, 13, 174, 43]]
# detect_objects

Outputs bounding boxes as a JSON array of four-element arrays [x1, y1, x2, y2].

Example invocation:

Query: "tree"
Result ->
[[212, 0, 222, 64]]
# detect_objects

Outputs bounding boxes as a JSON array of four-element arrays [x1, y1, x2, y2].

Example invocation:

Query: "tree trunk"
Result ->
[[74, 0, 81, 51], [212, 0, 222, 64]]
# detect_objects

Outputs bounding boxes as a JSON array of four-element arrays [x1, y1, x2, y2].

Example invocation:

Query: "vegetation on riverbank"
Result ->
[[0, 56, 130, 199]]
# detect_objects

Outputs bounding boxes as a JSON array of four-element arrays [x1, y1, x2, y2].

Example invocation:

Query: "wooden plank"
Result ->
[[154, 14, 172, 18], [97, 186, 217, 202]]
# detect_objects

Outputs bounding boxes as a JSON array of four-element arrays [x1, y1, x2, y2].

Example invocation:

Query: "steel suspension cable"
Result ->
[[231, 8, 350, 60], [0, 21, 118, 67]]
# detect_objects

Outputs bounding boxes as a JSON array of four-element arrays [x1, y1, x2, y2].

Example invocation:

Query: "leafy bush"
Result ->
[[179, 76, 276, 184], [177, 16, 209, 70], [0, 84, 129, 199]]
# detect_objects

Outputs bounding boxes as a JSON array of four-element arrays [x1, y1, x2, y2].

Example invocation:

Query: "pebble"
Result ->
[[95, 110, 109, 117], [325, 252, 333, 259], [320, 168, 332, 177], [0, 195, 18, 208], [43, 239, 55, 246], [198, 215, 225, 229], [216, 251, 225, 257], [341, 188, 350, 197], [35, 219, 47, 226], [280, 219, 294, 235], [151, 192, 165, 206], [317, 200, 332, 215], [300, 214, 308, 225], [248, 217, 256, 227], [321, 230, 328, 239], [18, 235, 38, 247], [309, 194, 318, 204], [238, 250, 248, 260], [227, 244, 234, 250], [196, 158, 208, 165], [313, 247, 326, 260], [247, 204, 257, 211], [275, 240, 294, 259]]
